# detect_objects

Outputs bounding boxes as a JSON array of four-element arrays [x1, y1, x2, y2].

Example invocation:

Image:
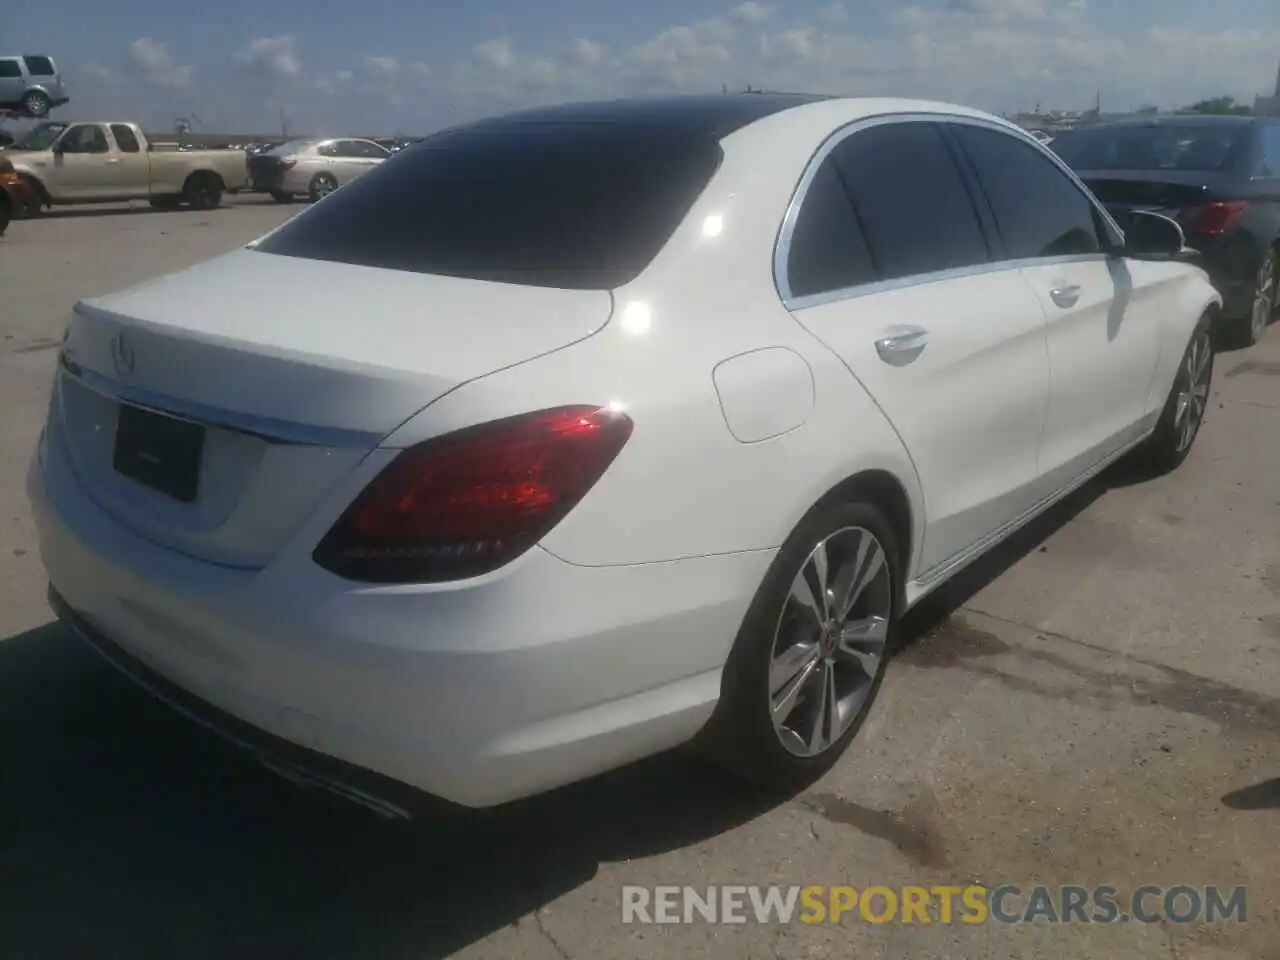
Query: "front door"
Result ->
[[49, 124, 116, 200], [948, 122, 1165, 492]]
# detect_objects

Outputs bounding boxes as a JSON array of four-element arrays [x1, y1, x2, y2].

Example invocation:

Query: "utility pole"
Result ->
[[279, 106, 290, 138]]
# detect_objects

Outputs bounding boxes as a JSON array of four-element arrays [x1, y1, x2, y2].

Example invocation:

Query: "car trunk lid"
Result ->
[[54, 248, 612, 568], [1077, 170, 1221, 221]]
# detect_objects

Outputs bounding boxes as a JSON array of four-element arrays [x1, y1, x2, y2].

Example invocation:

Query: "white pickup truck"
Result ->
[[3, 120, 248, 212]]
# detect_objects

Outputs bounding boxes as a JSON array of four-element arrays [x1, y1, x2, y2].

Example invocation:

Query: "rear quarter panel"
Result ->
[[1135, 261, 1222, 417], [375, 125, 925, 571]]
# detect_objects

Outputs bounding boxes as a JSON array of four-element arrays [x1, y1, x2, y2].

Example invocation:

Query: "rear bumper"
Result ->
[[1191, 238, 1267, 321], [28, 423, 769, 809], [49, 584, 426, 820]]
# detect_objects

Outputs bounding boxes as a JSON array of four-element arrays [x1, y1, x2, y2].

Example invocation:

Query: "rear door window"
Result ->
[[784, 157, 877, 298], [0, 59, 22, 78], [952, 124, 1106, 260], [350, 140, 390, 159], [831, 121, 991, 281], [255, 120, 725, 289], [23, 56, 55, 76], [110, 124, 141, 153]]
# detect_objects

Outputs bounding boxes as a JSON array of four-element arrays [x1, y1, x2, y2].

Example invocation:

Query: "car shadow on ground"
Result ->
[[29, 205, 229, 221], [0, 463, 1141, 959], [1221, 779, 1280, 811]]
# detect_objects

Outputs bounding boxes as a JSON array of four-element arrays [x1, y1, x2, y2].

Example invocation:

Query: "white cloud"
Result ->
[[238, 35, 302, 80], [83, 62, 114, 84], [947, 0, 1049, 20], [629, 25, 731, 68], [474, 38, 515, 71], [760, 27, 821, 63], [570, 37, 607, 66], [365, 55, 400, 74], [527, 57, 559, 86], [210, 3, 1280, 131], [729, 2, 774, 24], [128, 38, 193, 89]]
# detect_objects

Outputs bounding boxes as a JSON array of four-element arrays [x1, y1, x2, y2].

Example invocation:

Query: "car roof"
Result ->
[[438, 94, 1019, 151], [456, 92, 834, 140]]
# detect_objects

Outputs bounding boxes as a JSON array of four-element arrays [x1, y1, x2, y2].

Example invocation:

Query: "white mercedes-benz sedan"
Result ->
[[29, 93, 1221, 814]]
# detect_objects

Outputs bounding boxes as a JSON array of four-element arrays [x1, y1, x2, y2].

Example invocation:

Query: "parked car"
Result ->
[[0, 54, 69, 118], [1050, 115, 1280, 346], [30, 94, 1220, 815], [3, 120, 248, 211], [0, 158, 13, 235], [248, 136, 391, 202], [0, 153, 39, 219]]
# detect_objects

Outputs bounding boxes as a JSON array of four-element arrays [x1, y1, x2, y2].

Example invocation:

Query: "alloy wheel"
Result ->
[[1174, 329, 1212, 454], [769, 525, 892, 758], [1253, 254, 1277, 343]]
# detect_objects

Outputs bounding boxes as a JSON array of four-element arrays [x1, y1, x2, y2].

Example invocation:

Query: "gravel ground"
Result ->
[[1, 198, 1277, 959]]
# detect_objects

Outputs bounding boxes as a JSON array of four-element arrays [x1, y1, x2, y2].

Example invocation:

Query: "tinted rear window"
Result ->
[[254, 120, 724, 289], [1050, 123, 1250, 171], [23, 56, 55, 75]]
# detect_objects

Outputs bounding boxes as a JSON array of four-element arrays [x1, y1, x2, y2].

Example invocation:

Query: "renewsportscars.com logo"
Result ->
[[621, 885, 1248, 925]]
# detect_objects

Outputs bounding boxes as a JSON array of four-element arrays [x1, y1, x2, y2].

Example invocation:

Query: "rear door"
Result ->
[[109, 124, 150, 193], [346, 139, 390, 180], [781, 118, 1052, 576], [949, 121, 1166, 492], [327, 140, 365, 184], [21, 55, 58, 98]]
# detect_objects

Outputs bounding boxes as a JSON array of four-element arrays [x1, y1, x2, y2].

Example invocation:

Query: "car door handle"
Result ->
[[874, 327, 929, 365], [1048, 284, 1081, 307], [106, 158, 119, 164]]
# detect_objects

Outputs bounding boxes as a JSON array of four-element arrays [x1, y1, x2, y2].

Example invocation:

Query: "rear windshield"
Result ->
[[253, 119, 725, 289], [1050, 123, 1250, 172]]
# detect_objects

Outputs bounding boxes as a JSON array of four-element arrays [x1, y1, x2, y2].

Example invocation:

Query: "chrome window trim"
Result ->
[[58, 351, 382, 449], [773, 111, 1128, 312]]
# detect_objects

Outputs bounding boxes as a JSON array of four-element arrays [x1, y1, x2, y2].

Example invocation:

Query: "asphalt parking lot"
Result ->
[[1, 199, 1277, 960]]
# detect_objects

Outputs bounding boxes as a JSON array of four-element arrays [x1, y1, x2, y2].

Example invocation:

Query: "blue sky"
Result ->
[[7, 0, 1280, 134]]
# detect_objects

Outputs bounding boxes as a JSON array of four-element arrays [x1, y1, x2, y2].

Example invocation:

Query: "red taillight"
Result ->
[[313, 405, 634, 583], [1182, 201, 1248, 237]]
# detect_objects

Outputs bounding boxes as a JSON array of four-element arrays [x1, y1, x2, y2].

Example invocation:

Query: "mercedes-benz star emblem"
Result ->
[[110, 332, 136, 379]]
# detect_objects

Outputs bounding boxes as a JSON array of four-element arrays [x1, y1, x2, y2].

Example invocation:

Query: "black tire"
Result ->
[[22, 90, 51, 118], [696, 499, 901, 792], [1130, 313, 1214, 474], [182, 173, 223, 210], [308, 173, 338, 202], [1235, 248, 1278, 348], [0, 194, 11, 237], [269, 190, 293, 203], [16, 177, 44, 217]]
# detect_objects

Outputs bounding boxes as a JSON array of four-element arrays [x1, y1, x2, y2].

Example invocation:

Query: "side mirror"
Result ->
[[1123, 210, 1186, 260]]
